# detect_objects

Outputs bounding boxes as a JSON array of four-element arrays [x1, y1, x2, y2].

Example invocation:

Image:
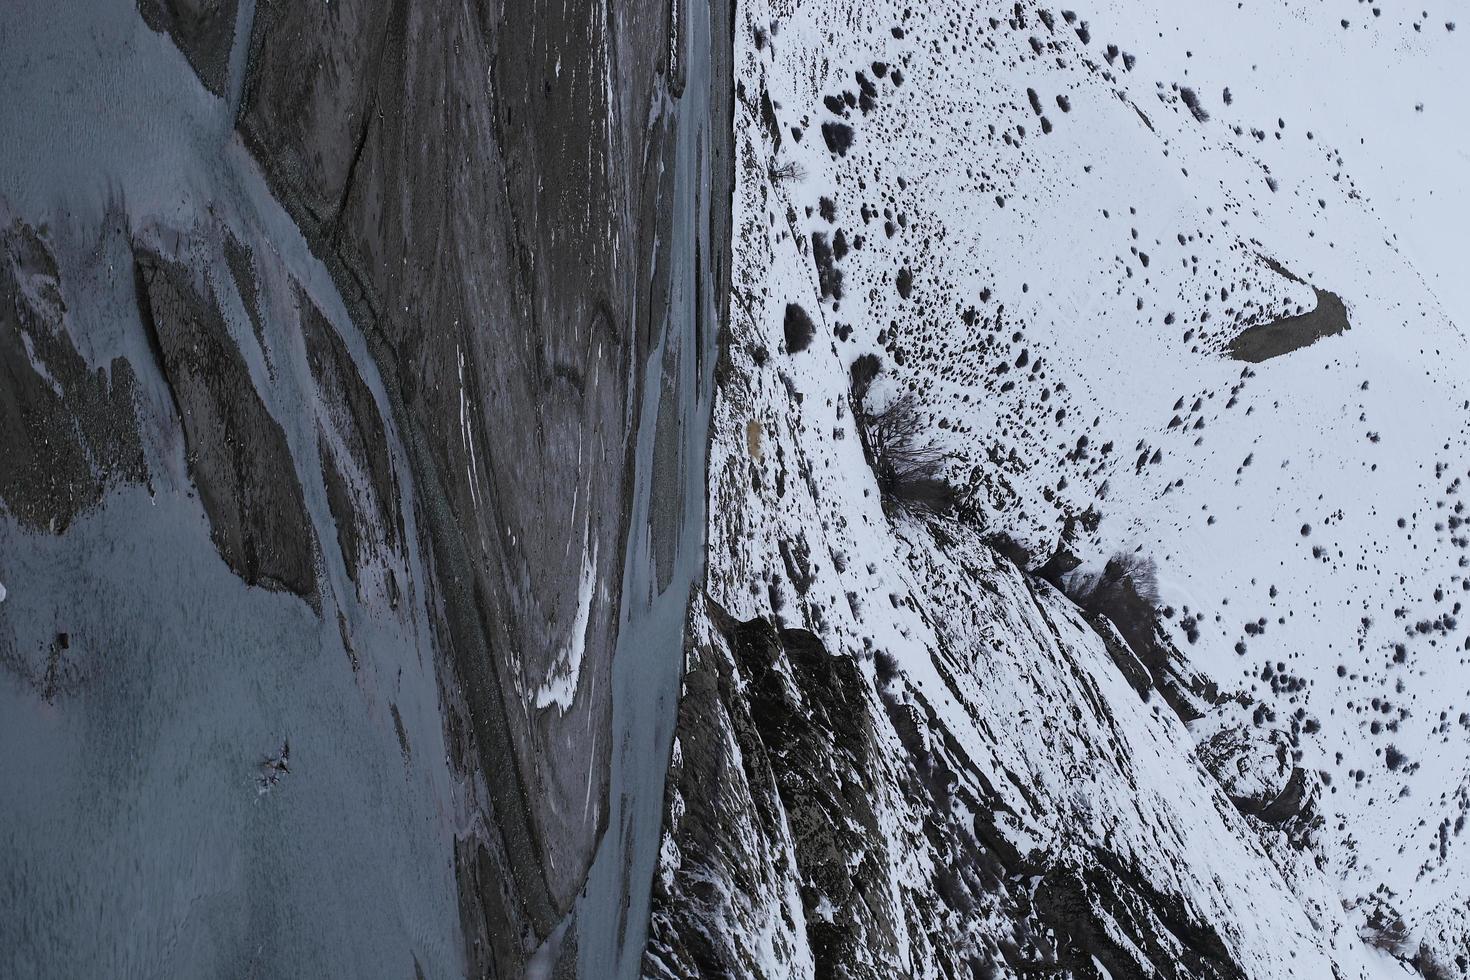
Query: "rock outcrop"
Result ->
[[0, 1, 732, 976]]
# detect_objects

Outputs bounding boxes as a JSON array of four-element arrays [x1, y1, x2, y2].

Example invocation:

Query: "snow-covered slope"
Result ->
[[646, 0, 1470, 976]]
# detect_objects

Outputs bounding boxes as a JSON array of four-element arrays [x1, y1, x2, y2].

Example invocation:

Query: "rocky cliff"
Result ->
[[0, 1, 730, 976]]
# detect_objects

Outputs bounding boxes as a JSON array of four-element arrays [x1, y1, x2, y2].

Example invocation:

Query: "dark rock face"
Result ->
[[943, 692, 1244, 975], [1197, 714, 1322, 844], [0, 213, 146, 534], [134, 249, 317, 600], [645, 605, 965, 978], [646, 567, 1265, 979], [1033, 852, 1245, 980], [235, 0, 731, 969], [644, 606, 893, 979], [731, 615, 896, 975], [136, 0, 239, 96], [298, 286, 402, 581]]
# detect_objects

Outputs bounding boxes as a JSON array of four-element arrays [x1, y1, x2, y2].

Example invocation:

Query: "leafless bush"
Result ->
[[1065, 552, 1160, 625], [849, 354, 882, 405], [1359, 900, 1412, 958], [769, 158, 807, 185], [1412, 944, 1456, 980], [856, 391, 958, 513], [984, 531, 1035, 569], [1179, 87, 1210, 123]]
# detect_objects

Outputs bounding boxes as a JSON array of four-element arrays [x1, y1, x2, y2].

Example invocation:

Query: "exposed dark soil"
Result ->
[[1228, 286, 1349, 362]]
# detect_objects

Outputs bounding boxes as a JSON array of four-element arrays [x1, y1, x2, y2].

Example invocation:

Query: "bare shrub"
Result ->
[[1359, 900, 1412, 958], [1412, 944, 1456, 980], [873, 648, 899, 686], [856, 391, 957, 513], [849, 353, 882, 405], [820, 121, 854, 156], [1384, 744, 1408, 771], [783, 303, 816, 353], [1065, 552, 1160, 638], [812, 232, 843, 299], [768, 158, 807, 184], [984, 531, 1034, 569], [1062, 551, 1218, 721]]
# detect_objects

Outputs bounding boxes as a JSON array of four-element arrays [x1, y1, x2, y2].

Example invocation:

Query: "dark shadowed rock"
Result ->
[[136, 0, 239, 96], [134, 248, 316, 600], [1197, 713, 1321, 848], [1034, 851, 1245, 980], [648, 564, 1261, 979], [645, 606, 901, 979], [0, 212, 146, 534]]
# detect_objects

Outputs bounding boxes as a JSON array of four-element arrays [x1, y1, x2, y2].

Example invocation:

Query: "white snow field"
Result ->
[[673, 0, 1470, 975]]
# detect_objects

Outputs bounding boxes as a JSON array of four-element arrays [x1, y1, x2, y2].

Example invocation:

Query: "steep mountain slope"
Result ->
[[646, 0, 1470, 976], [0, 1, 729, 977], [4, 0, 1467, 977]]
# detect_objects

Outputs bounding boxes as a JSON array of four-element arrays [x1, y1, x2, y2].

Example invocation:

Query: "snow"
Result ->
[[700, 0, 1470, 972], [535, 536, 598, 713], [456, 344, 483, 516]]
